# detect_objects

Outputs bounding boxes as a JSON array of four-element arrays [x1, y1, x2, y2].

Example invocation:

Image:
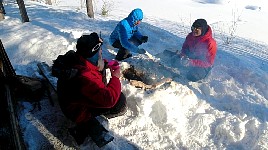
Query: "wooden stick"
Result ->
[[130, 78, 172, 90], [145, 51, 154, 59]]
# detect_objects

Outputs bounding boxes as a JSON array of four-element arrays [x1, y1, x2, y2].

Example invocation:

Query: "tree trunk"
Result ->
[[0, 0, 5, 21], [86, 0, 94, 18], [46, 0, 52, 5], [16, 0, 29, 22]]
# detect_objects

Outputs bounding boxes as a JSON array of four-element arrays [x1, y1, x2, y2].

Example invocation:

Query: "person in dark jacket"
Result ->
[[52, 32, 127, 147], [176, 18, 217, 82], [109, 8, 149, 61]]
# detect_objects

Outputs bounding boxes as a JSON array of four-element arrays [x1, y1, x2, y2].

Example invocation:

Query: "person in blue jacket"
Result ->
[[109, 8, 148, 61]]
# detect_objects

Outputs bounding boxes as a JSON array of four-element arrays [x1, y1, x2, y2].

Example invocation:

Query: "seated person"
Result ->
[[177, 18, 217, 82]]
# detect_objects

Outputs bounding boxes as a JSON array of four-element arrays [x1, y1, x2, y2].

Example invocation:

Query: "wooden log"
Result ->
[[37, 62, 58, 106], [130, 78, 172, 90]]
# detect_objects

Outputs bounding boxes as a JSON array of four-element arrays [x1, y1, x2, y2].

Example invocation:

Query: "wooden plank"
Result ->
[[0, 40, 16, 77], [0, 39, 26, 150], [5, 84, 26, 150]]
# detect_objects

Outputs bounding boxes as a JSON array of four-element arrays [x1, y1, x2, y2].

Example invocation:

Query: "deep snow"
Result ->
[[0, 0, 268, 149]]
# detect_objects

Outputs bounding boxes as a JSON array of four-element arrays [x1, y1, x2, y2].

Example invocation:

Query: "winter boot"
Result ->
[[87, 117, 114, 147], [68, 127, 88, 145], [91, 130, 114, 147], [69, 117, 114, 147], [115, 48, 132, 61]]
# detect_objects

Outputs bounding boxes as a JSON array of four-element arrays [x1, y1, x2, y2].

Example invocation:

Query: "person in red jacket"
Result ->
[[177, 18, 217, 81], [52, 32, 127, 147]]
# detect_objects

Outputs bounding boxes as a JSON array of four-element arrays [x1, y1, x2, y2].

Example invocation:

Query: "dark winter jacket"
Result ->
[[109, 8, 144, 53], [181, 26, 217, 68], [53, 51, 121, 123]]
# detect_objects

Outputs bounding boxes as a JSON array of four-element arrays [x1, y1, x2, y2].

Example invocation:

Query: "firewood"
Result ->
[[130, 78, 172, 90]]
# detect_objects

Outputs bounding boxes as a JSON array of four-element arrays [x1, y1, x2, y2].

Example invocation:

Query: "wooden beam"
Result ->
[[0, 39, 26, 149]]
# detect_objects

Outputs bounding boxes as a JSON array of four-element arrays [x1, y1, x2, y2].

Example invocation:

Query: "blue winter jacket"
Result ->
[[109, 8, 144, 53]]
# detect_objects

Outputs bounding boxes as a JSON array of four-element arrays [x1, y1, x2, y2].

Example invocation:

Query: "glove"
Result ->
[[141, 36, 148, 43], [180, 57, 190, 67], [137, 48, 146, 54], [108, 60, 120, 70]]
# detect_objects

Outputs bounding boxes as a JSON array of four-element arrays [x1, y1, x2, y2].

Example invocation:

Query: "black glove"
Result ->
[[141, 36, 148, 43]]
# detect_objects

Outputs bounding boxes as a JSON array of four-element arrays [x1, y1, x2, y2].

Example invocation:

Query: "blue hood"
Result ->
[[126, 8, 143, 26]]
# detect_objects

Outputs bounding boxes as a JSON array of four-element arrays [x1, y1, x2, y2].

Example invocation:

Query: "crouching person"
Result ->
[[109, 8, 148, 61], [52, 32, 127, 147], [176, 19, 217, 82]]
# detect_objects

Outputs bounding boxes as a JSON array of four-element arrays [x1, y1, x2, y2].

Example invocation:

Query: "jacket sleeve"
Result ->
[[118, 23, 139, 53], [79, 73, 121, 108], [190, 39, 217, 67]]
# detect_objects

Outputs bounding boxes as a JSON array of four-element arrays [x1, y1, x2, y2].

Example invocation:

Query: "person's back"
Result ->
[[56, 51, 121, 121]]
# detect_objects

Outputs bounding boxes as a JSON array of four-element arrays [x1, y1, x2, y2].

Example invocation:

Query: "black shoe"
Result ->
[[126, 53, 132, 58], [115, 48, 132, 61], [68, 127, 88, 145], [69, 117, 114, 147], [69, 127, 113, 147], [115, 53, 132, 61], [92, 131, 114, 147], [87, 117, 114, 147]]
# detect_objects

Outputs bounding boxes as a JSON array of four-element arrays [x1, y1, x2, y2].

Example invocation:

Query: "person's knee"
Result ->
[[115, 49, 132, 61], [105, 93, 127, 118], [112, 40, 122, 48], [187, 68, 207, 82], [116, 93, 127, 113], [187, 75, 202, 82]]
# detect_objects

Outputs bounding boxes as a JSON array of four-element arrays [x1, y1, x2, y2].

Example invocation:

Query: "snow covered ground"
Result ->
[[1, 0, 268, 149]]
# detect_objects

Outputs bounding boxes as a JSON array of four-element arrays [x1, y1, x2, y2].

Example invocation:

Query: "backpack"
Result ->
[[52, 50, 80, 80]]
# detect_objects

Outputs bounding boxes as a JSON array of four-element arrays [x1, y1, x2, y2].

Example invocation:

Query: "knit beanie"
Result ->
[[76, 32, 102, 58], [192, 19, 208, 36]]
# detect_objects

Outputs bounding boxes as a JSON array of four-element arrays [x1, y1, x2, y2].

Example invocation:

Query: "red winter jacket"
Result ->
[[181, 26, 217, 68], [57, 54, 121, 123]]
